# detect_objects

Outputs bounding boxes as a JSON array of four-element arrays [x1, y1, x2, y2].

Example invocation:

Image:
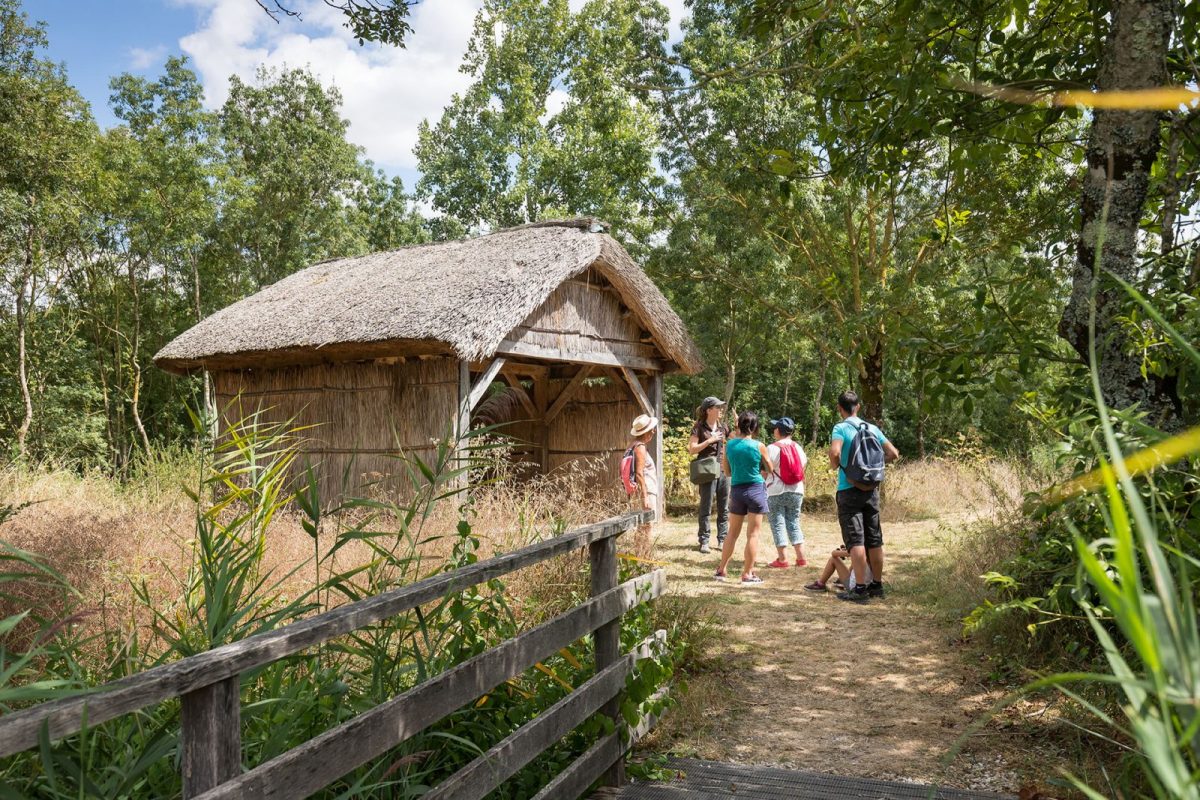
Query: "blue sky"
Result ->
[[37, 1, 197, 131], [27, 0, 688, 189]]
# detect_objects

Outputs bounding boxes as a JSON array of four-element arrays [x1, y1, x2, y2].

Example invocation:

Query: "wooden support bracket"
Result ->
[[466, 358, 506, 414], [544, 366, 592, 424], [619, 367, 654, 417]]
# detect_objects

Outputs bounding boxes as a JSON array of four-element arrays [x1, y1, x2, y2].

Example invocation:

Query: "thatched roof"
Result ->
[[154, 219, 703, 375]]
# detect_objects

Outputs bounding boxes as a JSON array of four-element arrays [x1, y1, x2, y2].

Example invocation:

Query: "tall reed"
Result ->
[[0, 413, 675, 798]]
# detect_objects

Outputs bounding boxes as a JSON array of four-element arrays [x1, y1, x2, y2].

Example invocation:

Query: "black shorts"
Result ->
[[730, 482, 769, 516], [836, 487, 883, 549]]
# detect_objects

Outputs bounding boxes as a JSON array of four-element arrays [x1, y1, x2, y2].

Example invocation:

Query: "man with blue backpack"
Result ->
[[828, 391, 900, 603]]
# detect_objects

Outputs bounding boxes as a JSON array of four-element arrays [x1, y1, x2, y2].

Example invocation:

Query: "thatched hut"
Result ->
[[154, 219, 702, 504]]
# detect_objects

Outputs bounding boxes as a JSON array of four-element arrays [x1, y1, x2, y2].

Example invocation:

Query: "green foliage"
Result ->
[[0, 415, 681, 797], [415, 0, 669, 235]]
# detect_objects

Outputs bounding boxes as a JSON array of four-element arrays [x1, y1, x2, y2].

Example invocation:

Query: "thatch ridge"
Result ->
[[154, 221, 702, 374]]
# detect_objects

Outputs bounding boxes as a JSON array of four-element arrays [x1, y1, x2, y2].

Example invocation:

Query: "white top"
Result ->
[[637, 445, 659, 497], [766, 439, 807, 496]]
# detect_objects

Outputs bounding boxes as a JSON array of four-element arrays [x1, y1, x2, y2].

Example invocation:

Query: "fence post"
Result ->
[[181, 675, 241, 797], [589, 531, 625, 787]]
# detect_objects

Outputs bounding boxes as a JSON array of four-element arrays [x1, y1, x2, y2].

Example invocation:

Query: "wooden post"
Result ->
[[588, 535, 624, 787], [651, 373, 664, 521], [533, 373, 549, 475], [181, 675, 240, 797]]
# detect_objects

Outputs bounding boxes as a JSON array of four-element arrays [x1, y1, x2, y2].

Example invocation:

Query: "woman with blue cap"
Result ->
[[764, 416, 808, 568]]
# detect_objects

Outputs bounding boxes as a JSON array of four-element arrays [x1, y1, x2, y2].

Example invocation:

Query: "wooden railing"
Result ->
[[0, 512, 665, 799]]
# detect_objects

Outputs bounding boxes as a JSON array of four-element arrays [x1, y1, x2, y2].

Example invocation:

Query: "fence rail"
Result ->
[[0, 511, 664, 799]]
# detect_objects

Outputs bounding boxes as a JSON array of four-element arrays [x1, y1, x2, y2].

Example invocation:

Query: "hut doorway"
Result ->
[[464, 358, 663, 510]]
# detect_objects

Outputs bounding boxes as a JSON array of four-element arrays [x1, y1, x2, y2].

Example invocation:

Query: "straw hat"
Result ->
[[630, 414, 659, 437]]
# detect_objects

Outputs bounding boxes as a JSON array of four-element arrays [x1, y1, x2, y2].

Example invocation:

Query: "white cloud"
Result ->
[[176, 0, 479, 172], [174, 0, 688, 175], [128, 44, 168, 70]]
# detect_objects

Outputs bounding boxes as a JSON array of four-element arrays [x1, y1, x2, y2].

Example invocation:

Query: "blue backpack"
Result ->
[[845, 422, 886, 490]]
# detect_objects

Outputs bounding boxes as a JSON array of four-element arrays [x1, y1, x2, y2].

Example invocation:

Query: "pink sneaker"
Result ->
[[767, 558, 789, 569], [794, 558, 808, 567]]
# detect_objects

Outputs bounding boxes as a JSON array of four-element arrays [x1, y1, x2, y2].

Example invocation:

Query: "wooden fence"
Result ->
[[0, 512, 665, 799]]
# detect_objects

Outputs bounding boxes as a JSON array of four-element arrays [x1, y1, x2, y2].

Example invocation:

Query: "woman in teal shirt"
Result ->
[[715, 411, 774, 584]]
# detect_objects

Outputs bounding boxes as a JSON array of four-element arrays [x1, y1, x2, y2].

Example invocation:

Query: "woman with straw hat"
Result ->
[[627, 414, 659, 549]]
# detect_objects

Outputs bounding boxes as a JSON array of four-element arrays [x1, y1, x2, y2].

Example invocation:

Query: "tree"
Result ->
[[1059, 0, 1179, 425], [251, 0, 416, 47], [215, 67, 370, 293], [0, 1, 94, 459], [742, 0, 1196, 426], [415, 0, 670, 238]]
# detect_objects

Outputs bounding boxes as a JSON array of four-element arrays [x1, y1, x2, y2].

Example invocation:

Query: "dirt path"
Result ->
[[642, 509, 1028, 795]]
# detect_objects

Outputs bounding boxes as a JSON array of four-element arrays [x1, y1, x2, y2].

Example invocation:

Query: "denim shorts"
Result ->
[[730, 482, 769, 515]]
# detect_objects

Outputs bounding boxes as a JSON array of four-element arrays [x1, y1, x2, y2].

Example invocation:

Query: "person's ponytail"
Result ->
[[736, 411, 759, 436]]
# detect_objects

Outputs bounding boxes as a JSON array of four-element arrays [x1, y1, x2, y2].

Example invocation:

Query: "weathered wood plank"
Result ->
[[590, 535, 624, 788], [544, 366, 592, 424], [618, 367, 654, 417], [530, 732, 623, 800], [426, 629, 668, 800], [532, 633, 667, 800], [0, 514, 645, 758], [496, 339, 661, 372], [467, 358, 506, 412], [423, 653, 634, 800], [194, 569, 667, 800], [181, 676, 241, 797], [651, 373, 664, 521]]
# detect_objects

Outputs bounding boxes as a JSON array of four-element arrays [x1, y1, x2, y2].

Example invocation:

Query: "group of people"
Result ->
[[624, 390, 900, 603]]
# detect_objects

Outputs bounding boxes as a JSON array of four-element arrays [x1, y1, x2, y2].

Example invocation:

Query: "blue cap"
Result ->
[[770, 417, 795, 434]]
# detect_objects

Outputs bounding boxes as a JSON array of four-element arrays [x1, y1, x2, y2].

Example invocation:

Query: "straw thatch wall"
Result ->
[[504, 269, 659, 367], [546, 378, 638, 479], [214, 357, 457, 501]]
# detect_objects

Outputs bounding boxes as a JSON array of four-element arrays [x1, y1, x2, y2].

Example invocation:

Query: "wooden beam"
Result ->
[[531, 632, 665, 800], [194, 571, 667, 799], [181, 677, 241, 797], [458, 361, 471, 439], [533, 373, 549, 474], [590, 534, 624, 788], [495, 339, 661, 372], [466, 357, 506, 413], [618, 367, 654, 417], [651, 373, 664, 521], [0, 515, 643, 757], [422, 653, 634, 800], [543, 366, 592, 424]]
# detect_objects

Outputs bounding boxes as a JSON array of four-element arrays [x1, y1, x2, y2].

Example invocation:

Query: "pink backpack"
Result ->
[[620, 445, 641, 495], [777, 442, 805, 485]]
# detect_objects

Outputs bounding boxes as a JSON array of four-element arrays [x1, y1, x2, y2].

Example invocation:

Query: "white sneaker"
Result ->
[[699, 543, 711, 554]]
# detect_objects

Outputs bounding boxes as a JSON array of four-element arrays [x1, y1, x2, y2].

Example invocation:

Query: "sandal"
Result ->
[[714, 570, 727, 581], [804, 580, 827, 592], [767, 558, 789, 569], [741, 574, 764, 584]]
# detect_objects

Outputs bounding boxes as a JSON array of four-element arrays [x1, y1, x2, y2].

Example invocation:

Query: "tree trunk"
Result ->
[[810, 350, 827, 445], [1058, 0, 1180, 427], [781, 350, 794, 413], [1159, 113, 1185, 258], [723, 359, 736, 409], [192, 253, 217, 443], [859, 338, 884, 424], [128, 259, 152, 456], [14, 222, 34, 459], [916, 373, 927, 459]]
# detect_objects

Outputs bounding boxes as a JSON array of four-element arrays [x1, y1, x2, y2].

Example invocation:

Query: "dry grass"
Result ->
[[0, 446, 643, 638]]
